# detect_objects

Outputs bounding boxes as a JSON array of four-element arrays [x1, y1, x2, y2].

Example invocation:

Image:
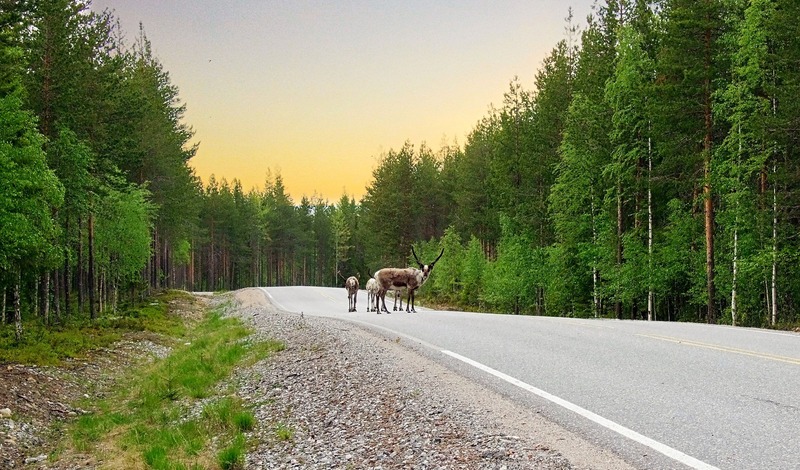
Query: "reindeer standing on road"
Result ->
[[365, 277, 379, 312], [374, 247, 443, 313], [345, 276, 359, 312]]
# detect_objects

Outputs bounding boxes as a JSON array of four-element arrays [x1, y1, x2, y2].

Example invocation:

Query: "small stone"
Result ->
[[24, 454, 47, 464], [0, 408, 11, 418]]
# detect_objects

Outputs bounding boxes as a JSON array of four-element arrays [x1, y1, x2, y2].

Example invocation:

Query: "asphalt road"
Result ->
[[261, 286, 800, 470]]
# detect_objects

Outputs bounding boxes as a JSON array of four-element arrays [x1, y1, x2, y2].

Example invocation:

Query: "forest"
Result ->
[[2, 0, 800, 342]]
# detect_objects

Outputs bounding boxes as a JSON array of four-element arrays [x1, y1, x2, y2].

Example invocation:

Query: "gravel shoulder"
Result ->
[[227, 287, 637, 469]]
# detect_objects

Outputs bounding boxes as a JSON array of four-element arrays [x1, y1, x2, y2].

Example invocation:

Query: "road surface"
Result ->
[[261, 286, 800, 470]]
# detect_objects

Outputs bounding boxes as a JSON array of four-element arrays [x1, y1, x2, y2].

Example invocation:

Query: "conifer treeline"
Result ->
[[3, 0, 800, 335]]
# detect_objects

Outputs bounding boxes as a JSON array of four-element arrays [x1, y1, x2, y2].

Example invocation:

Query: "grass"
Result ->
[[274, 422, 295, 442], [0, 290, 189, 366], [56, 296, 284, 469], [217, 434, 246, 470]]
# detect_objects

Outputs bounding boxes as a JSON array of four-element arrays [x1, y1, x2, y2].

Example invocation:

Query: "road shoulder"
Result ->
[[229, 287, 636, 469]]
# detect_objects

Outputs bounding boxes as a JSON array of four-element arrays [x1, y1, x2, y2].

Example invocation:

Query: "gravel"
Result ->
[[222, 288, 633, 470]]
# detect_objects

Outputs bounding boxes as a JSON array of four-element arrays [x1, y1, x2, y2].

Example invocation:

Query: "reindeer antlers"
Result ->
[[432, 248, 444, 266], [411, 246, 445, 267], [411, 246, 422, 267]]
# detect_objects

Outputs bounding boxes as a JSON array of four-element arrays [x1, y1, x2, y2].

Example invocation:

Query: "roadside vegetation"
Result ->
[[0, 290, 188, 366], [2, 290, 284, 469], [64, 308, 282, 469]]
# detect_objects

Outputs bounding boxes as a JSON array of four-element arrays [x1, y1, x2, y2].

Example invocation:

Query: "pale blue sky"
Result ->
[[91, 0, 597, 201]]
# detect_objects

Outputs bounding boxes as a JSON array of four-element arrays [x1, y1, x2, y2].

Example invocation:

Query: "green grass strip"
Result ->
[[69, 308, 283, 469]]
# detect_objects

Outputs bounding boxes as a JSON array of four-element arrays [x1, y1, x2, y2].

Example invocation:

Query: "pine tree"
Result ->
[[655, 0, 726, 322]]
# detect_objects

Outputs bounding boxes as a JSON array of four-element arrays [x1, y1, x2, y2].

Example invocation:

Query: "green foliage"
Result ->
[[95, 184, 155, 284], [5, 0, 800, 329], [430, 227, 463, 301], [0, 87, 64, 274], [66, 305, 282, 469], [460, 236, 486, 306], [0, 290, 188, 365], [482, 217, 532, 314], [451, 115, 501, 246]]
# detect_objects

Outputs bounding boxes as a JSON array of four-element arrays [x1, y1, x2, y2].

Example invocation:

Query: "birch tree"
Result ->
[[606, 23, 657, 319], [0, 58, 63, 338], [550, 4, 615, 317]]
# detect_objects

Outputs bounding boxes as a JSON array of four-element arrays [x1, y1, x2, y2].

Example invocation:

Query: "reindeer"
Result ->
[[365, 277, 379, 312], [345, 276, 359, 312], [392, 289, 406, 311], [374, 247, 444, 313]]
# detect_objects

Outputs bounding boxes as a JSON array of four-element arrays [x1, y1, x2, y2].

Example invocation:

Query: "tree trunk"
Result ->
[[647, 134, 654, 322], [189, 238, 195, 290], [14, 271, 22, 342], [88, 212, 96, 320], [63, 216, 70, 318], [153, 229, 160, 290], [77, 216, 84, 314], [44, 273, 50, 325], [98, 270, 104, 314], [771, 162, 777, 326], [163, 238, 170, 289], [590, 189, 600, 318], [615, 180, 623, 320], [731, 223, 738, 326], [704, 159, 715, 324], [703, 24, 715, 324], [210, 222, 215, 291], [731, 123, 741, 327], [53, 269, 60, 323]]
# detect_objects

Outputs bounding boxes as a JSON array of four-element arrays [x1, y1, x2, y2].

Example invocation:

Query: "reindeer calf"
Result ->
[[345, 276, 359, 312], [365, 277, 379, 312]]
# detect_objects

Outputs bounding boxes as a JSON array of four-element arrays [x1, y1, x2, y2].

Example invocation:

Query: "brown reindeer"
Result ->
[[345, 276, 359, 312], [374, 247, 443, 313]]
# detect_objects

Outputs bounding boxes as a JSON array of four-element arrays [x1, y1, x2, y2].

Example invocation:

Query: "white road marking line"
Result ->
[[261, 288, 286, 311], [441, 350, 720, 470]]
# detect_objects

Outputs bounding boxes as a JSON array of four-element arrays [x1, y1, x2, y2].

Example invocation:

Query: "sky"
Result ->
[[90, 0, 596, 202]]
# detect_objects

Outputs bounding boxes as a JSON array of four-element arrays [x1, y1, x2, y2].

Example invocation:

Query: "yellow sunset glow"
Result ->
[[91, 1, 595, 202]]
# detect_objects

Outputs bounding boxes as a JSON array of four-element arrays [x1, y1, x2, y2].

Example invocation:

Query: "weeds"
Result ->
[[217, 434, 246, 470], [63, 297, 284, 469], [274, 422, 295, 441]]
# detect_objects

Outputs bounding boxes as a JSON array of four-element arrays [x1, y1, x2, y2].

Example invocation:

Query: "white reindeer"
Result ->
[[345, 276, 359, 312], [374, 247, 444, 313], [365, 277, 379, 312]]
